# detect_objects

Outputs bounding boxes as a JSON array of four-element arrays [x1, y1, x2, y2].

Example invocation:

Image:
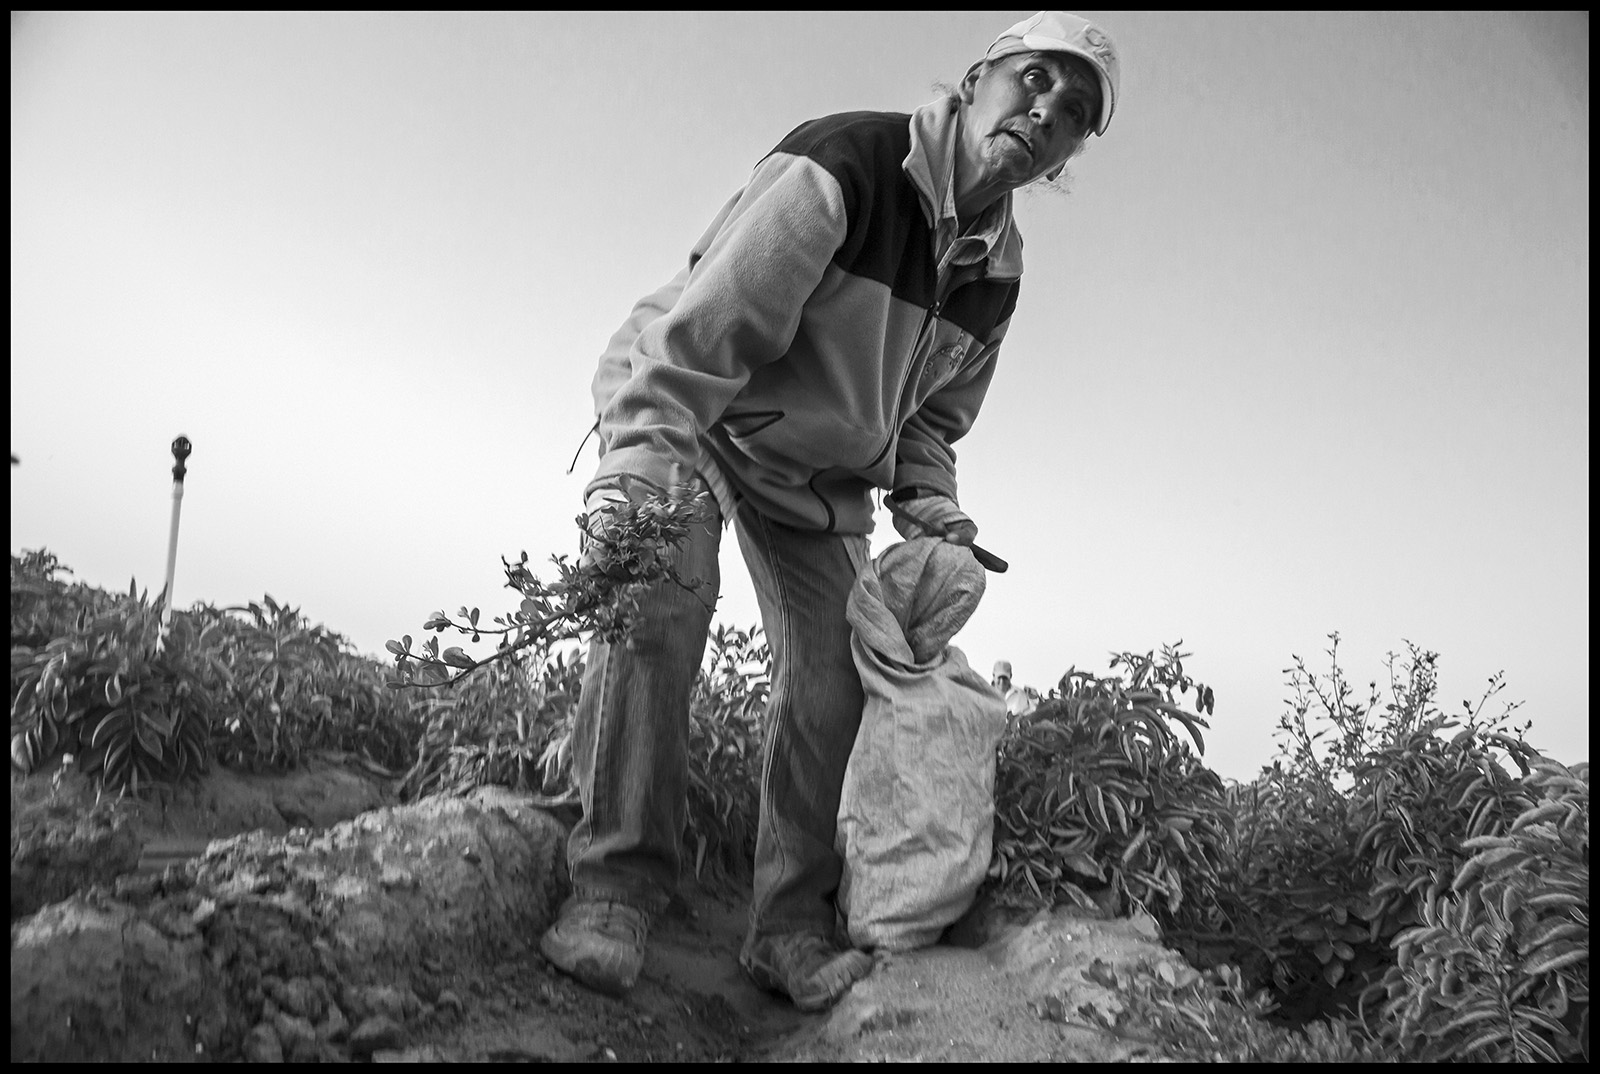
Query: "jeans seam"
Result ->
[[753, 510, 794, 909], [567, 644, 603, 872]]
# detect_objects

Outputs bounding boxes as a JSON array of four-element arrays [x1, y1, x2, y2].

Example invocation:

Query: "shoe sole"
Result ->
[[743, 950, 874, 1013]]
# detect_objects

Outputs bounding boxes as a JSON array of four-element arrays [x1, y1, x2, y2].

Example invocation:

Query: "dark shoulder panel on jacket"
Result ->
[[769, 111, 934, 307], [942, 278, 1019, 341]]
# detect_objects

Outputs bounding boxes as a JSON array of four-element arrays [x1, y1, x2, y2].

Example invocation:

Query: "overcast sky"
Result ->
[[10, 11, 1588, 783]]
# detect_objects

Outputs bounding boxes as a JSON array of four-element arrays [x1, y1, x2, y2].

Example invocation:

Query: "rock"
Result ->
[[9, 793, 141, 919], [274, 1012, 319, 1063], [12, 787, 570, 1061], [374, 1045, 444, 1062], [194, 1007, 227, 1056], [348, 1015, 407, 1057], [347, 983, 411, 1023], [1128, 909, 1161, 941], [436, 989, 465, 1015], [271, 975, 322, 1020], [319, 1000, 350, 1042], [112, 872, 161, 901], [9, 898, 221, 1063], [242, 1023, 284, 1063]]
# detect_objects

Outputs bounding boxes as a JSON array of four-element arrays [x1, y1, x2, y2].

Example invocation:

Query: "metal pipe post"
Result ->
[[159, 436, 192, 639]]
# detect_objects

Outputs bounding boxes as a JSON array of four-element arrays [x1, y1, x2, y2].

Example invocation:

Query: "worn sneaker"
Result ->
[[741, 931, 875, 1013], [539, 897, 650, 996]]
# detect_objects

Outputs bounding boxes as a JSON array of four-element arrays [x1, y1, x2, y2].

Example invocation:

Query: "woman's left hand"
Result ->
[[889, 494, 978, 545]]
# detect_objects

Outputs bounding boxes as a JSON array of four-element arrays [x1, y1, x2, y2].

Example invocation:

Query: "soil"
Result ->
[[11, 755, 1202, 1062]]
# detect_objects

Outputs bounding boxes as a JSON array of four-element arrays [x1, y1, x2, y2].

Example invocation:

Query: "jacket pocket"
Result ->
[[720, 409, 785, 438]]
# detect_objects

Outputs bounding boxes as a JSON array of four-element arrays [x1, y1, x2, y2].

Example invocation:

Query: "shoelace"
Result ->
[[588, 902, 645, 942]]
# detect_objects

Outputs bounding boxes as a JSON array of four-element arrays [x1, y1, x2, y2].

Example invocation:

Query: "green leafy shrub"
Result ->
[[10, 549, 119, 649], [388, 489, 770, 886], [194, 595, 421, 774], [1364, 757, 1589, 1062], [386, 488, 713, 690], [1190, 634, 1563, 1034], [399, 644, 582, 802], [387, 487, 712, 806], [683, 624, 768, 886], [988, 643, 1230, 924], [11, 550, 425, 793], [11, 574, 212, 794], [1200, 763, 1394, 1024], [1101, 960, 1391, 1061]]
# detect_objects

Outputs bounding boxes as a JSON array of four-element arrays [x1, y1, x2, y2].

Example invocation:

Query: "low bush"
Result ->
[[196, 595, 422, 775], [683, 624, 768, 886], [10, 550, 423, 792], [387, 487, 768, 888], [987, 643, 1230, 925], [10, 571, 212, 794], [1184, 637, 1556, 1030], [1364, 755, 1588, 1061]]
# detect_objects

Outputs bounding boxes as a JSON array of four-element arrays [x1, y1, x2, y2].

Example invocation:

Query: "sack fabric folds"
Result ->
[[836, 537, 1009, 951]]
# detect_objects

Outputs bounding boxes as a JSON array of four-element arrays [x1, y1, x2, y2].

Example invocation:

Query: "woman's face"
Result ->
[[959, 51, 1101, 190]]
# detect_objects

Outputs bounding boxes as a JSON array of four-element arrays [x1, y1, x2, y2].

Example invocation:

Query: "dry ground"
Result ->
[[12, 756, 1198, 1062]]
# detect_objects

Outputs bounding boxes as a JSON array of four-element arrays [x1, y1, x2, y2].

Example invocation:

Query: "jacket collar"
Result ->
[[903, 97, 1025, 280]]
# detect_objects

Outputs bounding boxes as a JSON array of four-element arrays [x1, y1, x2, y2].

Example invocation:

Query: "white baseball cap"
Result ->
[[984, 11, 1120, 136], [993, 660, 1014, 678]]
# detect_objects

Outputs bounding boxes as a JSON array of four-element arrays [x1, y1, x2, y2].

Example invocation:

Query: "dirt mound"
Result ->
[[11, 763, 1217, 1062], [10, 787, 568, 1062], [11, 751, 394, 920], [763, 905, 1186, 1062]]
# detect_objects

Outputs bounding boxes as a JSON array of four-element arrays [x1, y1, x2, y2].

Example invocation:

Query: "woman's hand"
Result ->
[[888, 493, 978, 545]]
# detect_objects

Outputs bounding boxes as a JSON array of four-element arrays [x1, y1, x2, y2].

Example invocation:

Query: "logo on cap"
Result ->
[[1082, 26, 1115, 66]]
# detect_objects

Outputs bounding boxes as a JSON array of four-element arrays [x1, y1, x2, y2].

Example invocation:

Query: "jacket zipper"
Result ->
[[868, 294, 944, 472]]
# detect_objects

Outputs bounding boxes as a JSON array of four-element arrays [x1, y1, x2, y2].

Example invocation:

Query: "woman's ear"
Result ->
[[958, 60, 985, 104]]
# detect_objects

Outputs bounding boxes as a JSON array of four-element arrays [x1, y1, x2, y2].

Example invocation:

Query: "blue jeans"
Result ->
[[566, 494, 869, 944]]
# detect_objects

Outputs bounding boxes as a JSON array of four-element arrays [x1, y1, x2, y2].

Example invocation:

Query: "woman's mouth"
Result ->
[[1001, 129, 1033, 156]]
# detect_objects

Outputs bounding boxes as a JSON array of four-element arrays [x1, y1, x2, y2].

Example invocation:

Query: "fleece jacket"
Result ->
[[587, 96, 1025, 534]]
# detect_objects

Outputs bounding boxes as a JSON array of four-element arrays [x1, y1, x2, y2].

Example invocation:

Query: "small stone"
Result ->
[[340, 982, 368, 1020], [274, 1013, 319, 1063], [273, 976, 321, 1020], [374, 1045, 444, 1062], [195, 1008, 227, 1055], [312, 939, 341, 978], [357, 984, 409, 1023], [412, 975, 441, 1004], [114, 873, 160, 901], [242, 1023, 284, 1063], [319, 1001, 350, 1043], [348, 1015, 407, 1057]]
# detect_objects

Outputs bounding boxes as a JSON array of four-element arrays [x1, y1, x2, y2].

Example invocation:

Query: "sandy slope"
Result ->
[[11, 761, 1198, 1062]]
